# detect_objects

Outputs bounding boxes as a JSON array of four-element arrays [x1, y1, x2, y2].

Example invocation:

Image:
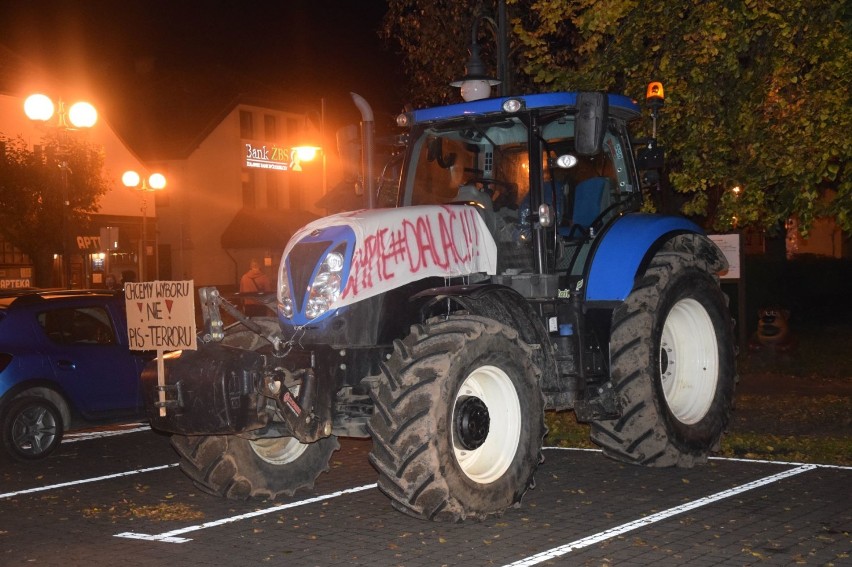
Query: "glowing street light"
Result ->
[[24, 93, 98, 288], [123, 171, 166, 282], [292, 145, 319, 163], [450, 0, 509, 101], [25, 94, 98, 129], [292, 98, 328, 197]]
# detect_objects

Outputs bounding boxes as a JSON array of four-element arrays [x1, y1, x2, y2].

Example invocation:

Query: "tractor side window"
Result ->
[[411, 136, 466, 205]]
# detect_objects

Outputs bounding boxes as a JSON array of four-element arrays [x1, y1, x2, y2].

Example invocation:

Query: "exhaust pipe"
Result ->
[[350, 92, 376, 209]]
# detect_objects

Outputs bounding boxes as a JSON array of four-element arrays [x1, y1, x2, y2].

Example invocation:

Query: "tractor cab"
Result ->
[[394, 93, 643, 279]]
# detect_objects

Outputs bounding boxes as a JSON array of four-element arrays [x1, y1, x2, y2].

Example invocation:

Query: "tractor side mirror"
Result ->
[[575, 92, 609, 156]]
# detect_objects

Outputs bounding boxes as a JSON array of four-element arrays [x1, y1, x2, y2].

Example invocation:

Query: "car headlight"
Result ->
[[304, 252, 344, 320]]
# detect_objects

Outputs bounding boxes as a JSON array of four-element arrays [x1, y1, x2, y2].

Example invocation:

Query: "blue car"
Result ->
[[0, 290, 150, 460]]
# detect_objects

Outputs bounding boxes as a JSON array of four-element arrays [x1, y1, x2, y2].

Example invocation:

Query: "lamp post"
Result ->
[[122, 171, 166, 282], [450, 0, 509, 102], [24, 93, 98, 288], [293, 98, 327, 196]]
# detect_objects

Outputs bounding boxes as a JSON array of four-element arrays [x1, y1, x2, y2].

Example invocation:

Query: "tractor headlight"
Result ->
[[278, 275, 294, 318], [305, 251, 344, 320]]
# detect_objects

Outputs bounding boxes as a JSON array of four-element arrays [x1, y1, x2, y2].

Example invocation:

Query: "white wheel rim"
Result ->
[[660, 298, 719, 425], [250, 436, 309, 465], [452, 365, 521, 484]]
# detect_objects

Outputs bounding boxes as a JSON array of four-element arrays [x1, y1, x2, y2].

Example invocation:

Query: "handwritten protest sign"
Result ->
[[125, 281, 197, 417], [124, 280, 197, 351]]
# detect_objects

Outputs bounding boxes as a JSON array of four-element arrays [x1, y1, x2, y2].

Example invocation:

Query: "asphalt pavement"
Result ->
[[1, 423, 849, 566]]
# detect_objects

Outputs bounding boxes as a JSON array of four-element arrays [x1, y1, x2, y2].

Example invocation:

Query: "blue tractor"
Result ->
[[143, 87, 736, 522]]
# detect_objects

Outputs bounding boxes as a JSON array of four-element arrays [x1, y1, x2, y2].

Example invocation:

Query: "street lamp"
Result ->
[[24, 93, 98, 288], [122, 171, 166, 282], [292, 98, 328, 196], [450, 0, 509, 101]]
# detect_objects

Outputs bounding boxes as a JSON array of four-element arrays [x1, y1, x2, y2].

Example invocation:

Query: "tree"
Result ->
[[382, 0, 851, 236], [0, 133, 110, 287], [380, 1, 539, 107]]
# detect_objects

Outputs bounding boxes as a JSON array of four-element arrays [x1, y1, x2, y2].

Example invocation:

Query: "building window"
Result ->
[[264, 115, 277, 141], [0, 236, 29, 265], [240, 110, 254, 139], [242, 170, 256, 208], [286, 118, 300, 140], [267, 172, 279, 210]]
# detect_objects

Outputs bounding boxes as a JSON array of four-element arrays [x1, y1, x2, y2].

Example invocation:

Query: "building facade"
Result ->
[[2, 89, 333, 293], [0, 91, 154, 289], [149, 99, 330, 290]]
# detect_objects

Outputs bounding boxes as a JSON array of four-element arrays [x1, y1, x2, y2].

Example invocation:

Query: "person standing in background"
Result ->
[[240, 259, 272, 316]]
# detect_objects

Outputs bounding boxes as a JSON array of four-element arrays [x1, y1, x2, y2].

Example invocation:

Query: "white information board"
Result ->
[[708, 234, 741, 280], [124, 281, 197, 351]]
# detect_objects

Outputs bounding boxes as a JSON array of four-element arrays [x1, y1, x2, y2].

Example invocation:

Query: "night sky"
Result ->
[[0, 0, 405, 152]]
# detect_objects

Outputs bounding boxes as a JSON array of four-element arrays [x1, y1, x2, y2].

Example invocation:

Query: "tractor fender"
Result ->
[[410, 283, 558, 387], [585, 214, 722, 302]]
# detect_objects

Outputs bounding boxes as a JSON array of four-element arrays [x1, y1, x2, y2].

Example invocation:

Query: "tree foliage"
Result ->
[[382, 0, 851, 236], [380, 1, 539, 107], [0, 134, 110, 286]]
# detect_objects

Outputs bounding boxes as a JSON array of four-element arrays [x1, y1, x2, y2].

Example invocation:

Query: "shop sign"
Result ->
[[77, 236, 104, 251], [0, 278, 31, 289], [244, 143, 308, 171]]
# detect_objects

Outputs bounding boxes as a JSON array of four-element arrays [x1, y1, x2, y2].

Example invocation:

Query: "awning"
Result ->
[[220, 208, 318, 249]]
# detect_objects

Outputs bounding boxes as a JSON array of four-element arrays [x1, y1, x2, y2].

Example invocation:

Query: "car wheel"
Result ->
[[2, 396, 65, 461]]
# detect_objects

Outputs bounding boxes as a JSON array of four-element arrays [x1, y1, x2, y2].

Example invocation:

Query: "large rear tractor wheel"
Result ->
[[591, 238, 736, 467], [171, 434, 339, 500], [368, 315, 545, 522]]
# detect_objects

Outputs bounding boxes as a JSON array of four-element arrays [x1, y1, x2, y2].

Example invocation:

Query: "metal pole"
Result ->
[[497, 0, 509, 96], [321, 97, 327, 197], [60, 159, 72, 289], [140, 192, 147, 282]]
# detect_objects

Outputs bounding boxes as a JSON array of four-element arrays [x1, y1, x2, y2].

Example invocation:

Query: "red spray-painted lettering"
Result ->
[[342, 206, 484, 301]]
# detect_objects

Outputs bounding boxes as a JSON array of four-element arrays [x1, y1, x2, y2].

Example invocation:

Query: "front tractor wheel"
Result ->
[[171, 434, 339, 500], [368, 315, 545, 522], [167, 316, 339, 500], [591, 239, 736, 467]]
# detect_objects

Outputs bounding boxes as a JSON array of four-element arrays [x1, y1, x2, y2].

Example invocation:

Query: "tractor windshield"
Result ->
[[403, 114, 636, 227]]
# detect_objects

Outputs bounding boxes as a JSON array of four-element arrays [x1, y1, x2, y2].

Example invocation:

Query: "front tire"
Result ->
[[2, 396, 64, 461], [171, 434, 340, 500], [368, 315, 545, 522], [591, 238, 736, 466], [170, 317, 339, 500]]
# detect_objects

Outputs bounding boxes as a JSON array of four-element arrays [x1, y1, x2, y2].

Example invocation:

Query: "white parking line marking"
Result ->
[[63, 425, 151, 442], [0, 463, 179, 500], [502, 464, 817, 567], [710, 455, 852, 470], [546, 446, 852, 470], [114, 483, 378, 543]]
